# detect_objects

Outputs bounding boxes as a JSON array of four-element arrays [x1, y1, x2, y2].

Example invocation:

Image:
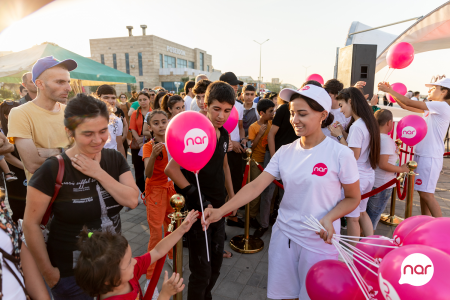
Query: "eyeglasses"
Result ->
[[149, 94, 156, 97]]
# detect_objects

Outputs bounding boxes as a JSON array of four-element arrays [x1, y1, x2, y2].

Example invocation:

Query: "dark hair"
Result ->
[[0, 100, 19, 135], [290, 94, 334, 128], [96, 85, 117, 97], [374, 109, 393, 126], [146, 110, 168, 139], [323, 79, 344, 95], [257, 99, 275, 114], [301, 80, 322, 88], [440, 86, 450, 100], [74, 227, 128, 297], [237, 92, 242, 97], [206, 81, 236, 106], [19, 85, 26, 93], [134, 91, 151, 119], [414, 91, 420, 96], [64, 94, 109, 133], [337, 87, 380, 169], [268, 93, 278, 100], [153, 91, 166, 110], [243, 85, 256, 93], [184, 81, 195, 94], [263, 93, 271, 99], [161, 94, 184, 119], [193, 80, 212, 95]]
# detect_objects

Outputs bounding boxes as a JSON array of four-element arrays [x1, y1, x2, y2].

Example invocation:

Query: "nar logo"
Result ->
[[312, 163, 328, 176], [415, 179, 422, 185], [379, 273, 401, 300], [183, 128, 209, 154], [399, 253, 434, 287], [401, 126, 416, 139], [300, 86, 310, 91]]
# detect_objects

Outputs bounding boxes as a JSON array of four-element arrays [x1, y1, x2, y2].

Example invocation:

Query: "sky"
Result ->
[[0, 0, 449, 93]]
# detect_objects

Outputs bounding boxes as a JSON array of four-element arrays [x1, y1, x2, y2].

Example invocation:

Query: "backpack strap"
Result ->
[[41, 155, 65, 226], [0, 247, 30, 299]]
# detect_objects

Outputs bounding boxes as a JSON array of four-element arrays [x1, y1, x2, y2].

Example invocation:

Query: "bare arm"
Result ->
[[378, 82, 425, 113], [116, 136, 126, 157], [238, 120, 245, 140], [250, 124, 267, 151], [165, 159, 190, 189], [268, 125, 279, 157], [223, 154, 235, 199], [128, 107, 136, 117], [349, 147, 361, 160], [15, 138, 47, 174], [4, 152, 23, 169], [379, 154, 409, 173], [122, 118, 128, 140], [0, 133, 14, 155], [20, 243, 51, 300]]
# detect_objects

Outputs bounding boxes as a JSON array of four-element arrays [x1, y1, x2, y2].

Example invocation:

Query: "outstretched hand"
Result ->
[[378, 82, 392, 93], [201, 207, 222, 231], [159, 271, 185, 299], [180, 210, 199, 233]]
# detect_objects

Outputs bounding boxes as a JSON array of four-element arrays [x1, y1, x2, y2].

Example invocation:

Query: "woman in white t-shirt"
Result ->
[[329, 87, 380, 240], [378, 79, 450, 217], [203, 85, 361, 300], [322, 79, 351, 141]]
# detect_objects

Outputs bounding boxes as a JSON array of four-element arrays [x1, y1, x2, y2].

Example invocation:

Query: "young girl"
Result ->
[[203, 84, 361, 300], [329, 87, 380, 240], [160, 94, 185, 120], [74, 210, 199, 300], [142, 110, 175, 297], [378, 79, 450, 217]]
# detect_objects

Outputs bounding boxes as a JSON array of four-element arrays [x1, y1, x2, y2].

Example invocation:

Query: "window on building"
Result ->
[[360, 65, 368, 79], [164, 55, 176, 68], [100, 54, 105, 65], [113, 54, 117, 69], [177, 58, 187, 68], [188, 61, 194, 69], [125, 53, 130, 74], [138, 52, 143, 76], [159, 54, 163, 68], [207, 65, 210, 72], [200, 53, 204, 71], [127, 84, 131, 93], [139, 82, 144, 90]]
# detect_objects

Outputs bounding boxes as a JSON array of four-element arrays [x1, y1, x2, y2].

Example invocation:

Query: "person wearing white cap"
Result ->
[[378, 78, 450, 217], [202, 84, 361, 300]]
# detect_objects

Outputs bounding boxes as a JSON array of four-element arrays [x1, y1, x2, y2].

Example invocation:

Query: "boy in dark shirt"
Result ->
[[165, 81, 235, 300]]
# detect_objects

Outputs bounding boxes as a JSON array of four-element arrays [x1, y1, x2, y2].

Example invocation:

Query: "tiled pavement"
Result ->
[[122, 154, 450, 299]]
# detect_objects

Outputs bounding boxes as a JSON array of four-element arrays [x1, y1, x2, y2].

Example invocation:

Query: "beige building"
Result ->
[[89, 26, 215, 93]]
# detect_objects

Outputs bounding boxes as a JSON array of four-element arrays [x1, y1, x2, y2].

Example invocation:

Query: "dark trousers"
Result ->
[[123, 139, 129, 158], [51, 276, 93, 300], [131, 148, 145, 193], [227, 151, 244, 194], [188, 218, 225, 300]]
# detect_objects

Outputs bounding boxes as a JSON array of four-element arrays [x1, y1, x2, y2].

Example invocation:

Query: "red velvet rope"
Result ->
[[396, 177, 407, 200], [242, 163, 250, 188], [253, 161, 285, 189], [144, 232, 170, 300], [360, 178, 398, 200]]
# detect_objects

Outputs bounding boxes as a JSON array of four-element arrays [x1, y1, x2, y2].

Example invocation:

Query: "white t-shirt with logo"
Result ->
[[264, 137, 359, 254], [104, 114, 123, 151], [230, 101, 244, 142], [322, 108, 351, 141], [414, 101, 450, 158], [374, 133, 399, 188], [184, 95, 193, 111], [347, 118, 374, 178]]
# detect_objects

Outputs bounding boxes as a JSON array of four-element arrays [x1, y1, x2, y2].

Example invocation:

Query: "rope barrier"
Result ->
[[144, 231, 170, 300], [253, 160, 284, 189], [396, 177, 407, 200]]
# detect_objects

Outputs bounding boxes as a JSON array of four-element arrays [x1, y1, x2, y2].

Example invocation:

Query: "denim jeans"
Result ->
[[51, 276, 93, 300], [366, 187, 393, 230]]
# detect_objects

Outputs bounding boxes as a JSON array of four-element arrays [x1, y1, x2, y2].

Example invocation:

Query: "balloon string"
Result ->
[[339, 239, 378, 264], [385, 68, 395, 82], [338, 238, 398, 248], [339, 241, 380, 271], [195, 172, 210, 262], [339, 244, 372, 298], [383, 67, 390, 82], [335, 234, 394, 242]]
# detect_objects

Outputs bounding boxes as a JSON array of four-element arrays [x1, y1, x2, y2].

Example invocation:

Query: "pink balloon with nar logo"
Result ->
[[392, 215, 434, 246], [223, 106, 238, 133], [165, 111, 216, 173], [386, 42, 415, 69], [403, 218, 450, 256], [306, 74, 324, 85], [396, 115, 427, 146], [386, 82, 407, 103]]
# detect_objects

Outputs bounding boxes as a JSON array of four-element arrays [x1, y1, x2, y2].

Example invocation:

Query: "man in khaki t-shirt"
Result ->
[[8, 56, 77, 180]]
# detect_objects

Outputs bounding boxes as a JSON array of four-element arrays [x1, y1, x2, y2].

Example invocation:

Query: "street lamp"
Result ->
[[303, 65, 311, 83], [174, 82, 180, 94], [254, 39, 269, 93]]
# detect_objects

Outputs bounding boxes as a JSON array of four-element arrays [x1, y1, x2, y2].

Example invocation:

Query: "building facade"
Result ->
[[89, 29, 213, 93]]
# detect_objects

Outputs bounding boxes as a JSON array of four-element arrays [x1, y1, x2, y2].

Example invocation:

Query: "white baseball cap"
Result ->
[[279, 84, 332, 113], [425, 78, 450, 89]]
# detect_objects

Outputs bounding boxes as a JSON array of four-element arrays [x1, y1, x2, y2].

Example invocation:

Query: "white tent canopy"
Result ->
[[376, 1, 450, 72]]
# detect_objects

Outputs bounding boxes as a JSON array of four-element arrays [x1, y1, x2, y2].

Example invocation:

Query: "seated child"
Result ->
[[74, 210, 199, 300]]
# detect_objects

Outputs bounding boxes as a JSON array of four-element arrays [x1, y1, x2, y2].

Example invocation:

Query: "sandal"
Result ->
[[5, 172, 17, 182], [223, 250, 233, 258]]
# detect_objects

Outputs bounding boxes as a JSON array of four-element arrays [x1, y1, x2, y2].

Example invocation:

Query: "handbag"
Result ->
[[130, 112, 145, 150]]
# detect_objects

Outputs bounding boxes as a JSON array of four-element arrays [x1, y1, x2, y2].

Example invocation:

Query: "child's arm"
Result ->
[[4, 153, 23, 169], [158, 271, 185, 300], [150, 210, 199, 263], [165, 159, 190, 189], [378, 155, 409, 173], [144, 142, 164, 178], [251, 124, 267, 151], [378, 82, 425, 113]]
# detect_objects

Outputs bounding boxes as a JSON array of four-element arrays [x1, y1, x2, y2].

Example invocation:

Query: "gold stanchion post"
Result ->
[[379, 173, 405, 226], [168, 194, 187, 300], [230, 148, 264, 254], [404, 161, 417, 219]]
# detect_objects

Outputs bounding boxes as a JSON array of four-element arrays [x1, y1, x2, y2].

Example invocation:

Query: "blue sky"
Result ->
[[0, 0, 448, 93]]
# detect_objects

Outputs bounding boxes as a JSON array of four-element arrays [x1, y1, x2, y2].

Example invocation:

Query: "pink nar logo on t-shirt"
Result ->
[[416, 179, 422, 185], [312, 163, 328, 176], [300, 86, 310, 91]]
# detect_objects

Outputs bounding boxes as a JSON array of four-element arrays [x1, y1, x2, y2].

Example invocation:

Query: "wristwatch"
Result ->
[[337, 135, 343, 141]]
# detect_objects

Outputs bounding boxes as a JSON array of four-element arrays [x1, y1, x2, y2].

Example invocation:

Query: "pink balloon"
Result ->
[[165, 111, 216, 173], [378, 245, 450, 300], [396, 115, 427, 147], [393, 215, 434, 246], [306, 74, 324, 85], [403, 218, 450, 256], [386, 42, 415, 69], [354, 236, 397, 283], [306, 260, 365, 300], [223, 106, 238, 133], [387, 82, 407, 103]]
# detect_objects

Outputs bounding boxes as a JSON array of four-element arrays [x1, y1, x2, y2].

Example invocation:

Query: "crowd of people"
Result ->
[[0, 54, 449, 300]]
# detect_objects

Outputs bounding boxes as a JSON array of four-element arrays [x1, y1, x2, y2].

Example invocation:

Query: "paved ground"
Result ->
[[122, 154, 450, 300]]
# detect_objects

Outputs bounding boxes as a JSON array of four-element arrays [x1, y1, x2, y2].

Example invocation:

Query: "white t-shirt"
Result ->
[[230, 101, 244, 142], [411, 97, 419, 101], [184, 95, 193, 111], [347, 118, 374, 178], [0, 230, 26, 300], [104, 114, 123, 151], [190, 97, 201, 112], [374, 134, 399, 188], [264, 137, 359, 254], [415, 101, 450, 158], [322, 108, 351, 141]]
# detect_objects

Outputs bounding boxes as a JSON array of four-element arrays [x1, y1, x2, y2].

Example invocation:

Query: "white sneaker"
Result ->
[[166, 258, 173, 270], [152, 287, 159, 300]]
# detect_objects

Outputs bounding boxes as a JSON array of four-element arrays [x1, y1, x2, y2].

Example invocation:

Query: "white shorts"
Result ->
[[414, 155, 443, 193], [267, 223, 339, 300], [345, 175, 374, 218]]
